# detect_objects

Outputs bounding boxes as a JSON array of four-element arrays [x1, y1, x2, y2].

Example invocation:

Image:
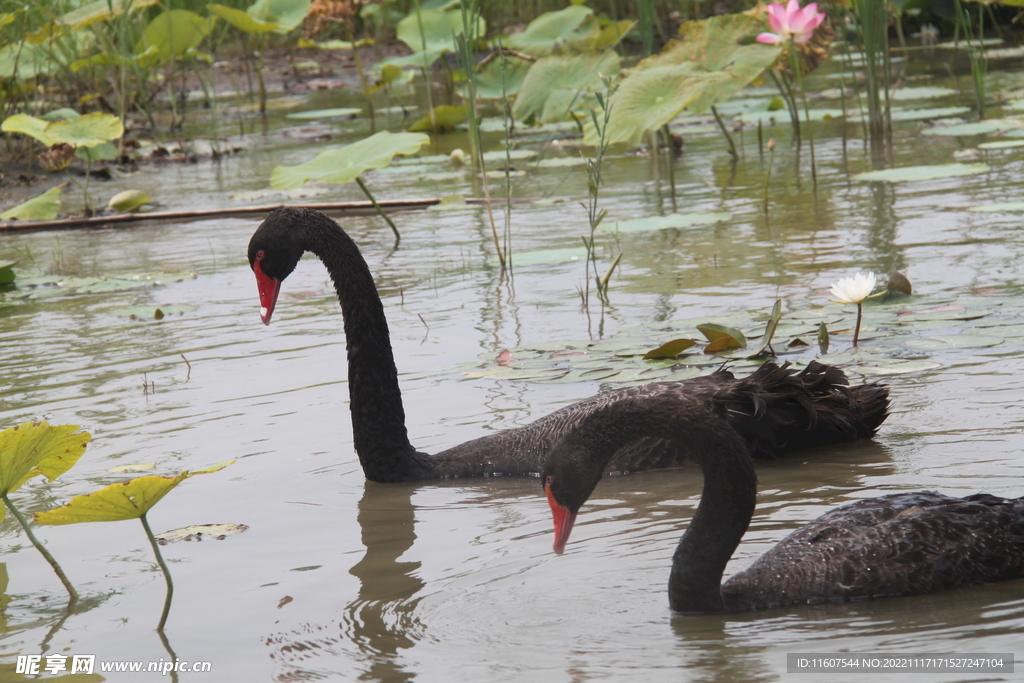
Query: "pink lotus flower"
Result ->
[[756, 0, 826, 44]]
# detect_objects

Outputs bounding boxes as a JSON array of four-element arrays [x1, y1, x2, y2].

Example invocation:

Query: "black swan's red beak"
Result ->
[[253, 257, 281, 326], [545, 483, 577, 555]]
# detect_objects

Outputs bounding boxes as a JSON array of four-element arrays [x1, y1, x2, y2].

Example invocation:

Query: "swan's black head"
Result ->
[[248, 208, 311, 325], [541, 440, 607, 555]]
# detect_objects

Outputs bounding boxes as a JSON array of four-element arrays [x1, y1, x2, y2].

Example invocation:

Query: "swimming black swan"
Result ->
[[542, 393, 1024, 613], [247, 207, 889, 484]]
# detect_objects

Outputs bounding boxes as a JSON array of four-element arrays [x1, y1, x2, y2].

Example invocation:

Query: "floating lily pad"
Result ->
[[481, 149, 537, 164], [602, 211, 730, 233], [0, 261, 15, 285], [643, 338, 697, 359], [904, 335, 1003, 350], [977, 140, 1024, 150], [156, 523, 249, 544], [285, 108, 360, 119], [732, 108, 845, 124], [888, 106, 972, 121], [891, 86, 957, 100], [852, 163, 989, 182], [969, 201, 1024, 212], [922, 122, 1011, 136], [534, 156, 589, 168], [844, 360, 943, 376], [8, 271, 197, 300], [110, 462, 156, 473], [507, 247, 588, 266]]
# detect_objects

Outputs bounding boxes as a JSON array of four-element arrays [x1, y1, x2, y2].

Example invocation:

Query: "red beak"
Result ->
[[253, 257, 281, 326], [545, 483, 577, 555]]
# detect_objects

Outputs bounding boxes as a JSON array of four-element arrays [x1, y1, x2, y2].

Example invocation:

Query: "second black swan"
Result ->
[[247, 207, 889, 483], [542, 392, 1024, 613]]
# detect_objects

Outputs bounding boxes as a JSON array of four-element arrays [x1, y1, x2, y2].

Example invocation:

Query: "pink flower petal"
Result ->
[[756, 32, 785, 44], [786, 0, 802, 17], [766, 3, 788, 33]]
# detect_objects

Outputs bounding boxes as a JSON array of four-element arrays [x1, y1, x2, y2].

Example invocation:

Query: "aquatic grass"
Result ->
[[581, 76, 619, 306]]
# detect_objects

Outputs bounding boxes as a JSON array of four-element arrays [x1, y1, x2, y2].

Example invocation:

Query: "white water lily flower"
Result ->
[[829, 272, 878, 304]]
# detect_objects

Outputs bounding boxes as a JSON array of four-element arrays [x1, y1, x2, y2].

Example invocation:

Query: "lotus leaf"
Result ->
[[0, 42, 56, 79], [508, 247, 588, 266], [408, 105, 468, 132], [248, 0, 309, 30], [59, 0, 158, 31], [0, 187, 61, 221], [504, 5, 596, 57], [1, 113, 57, 146], [643, 338, 697, 359], [888, 106, 972, 121], [0, 261, 14, 285], [108, 190, 151, 213], [396, 8, 484, 53], [468, 54, 532, 99], [513, 51, 620, 124], [286, 108, 361, 119], [0, 422, 91, 500], [697, 323, 747, 348], [156, 523, 249, 543], [136, 10, 214, 64], [35, 461, 233, 525], [922, 122, 1011, 136], [595, 13, 780, 144], [602, 211, 730, 233], [46, 113, 124, 148], [852, 163, 989, 183], [270, 131, 429, 189], [379, 47, 449, 70]]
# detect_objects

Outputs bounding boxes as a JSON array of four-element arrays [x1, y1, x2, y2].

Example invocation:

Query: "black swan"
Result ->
[[542, 392, 1024, 613], [247, 207, 889, 484]]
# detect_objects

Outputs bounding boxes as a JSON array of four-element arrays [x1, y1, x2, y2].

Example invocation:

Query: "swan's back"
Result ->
[[722, 491, 1024, 612], [429, 361, 888, 478]]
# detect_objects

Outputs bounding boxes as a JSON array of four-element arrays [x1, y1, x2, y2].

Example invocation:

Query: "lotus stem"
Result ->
[[762, 138, 776, 215], [789, 39, 817, 194], [853, 302, 863, 346], [355, 176, 401, 245], [711, 105, 737, 161], [140, 513, 174, 632], [2, 493, 78, 609]]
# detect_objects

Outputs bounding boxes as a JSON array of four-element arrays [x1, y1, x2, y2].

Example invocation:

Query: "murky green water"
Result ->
[[2, 49, 1024, 682]]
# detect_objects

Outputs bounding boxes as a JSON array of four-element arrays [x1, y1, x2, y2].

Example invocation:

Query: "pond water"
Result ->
[[2, 47, 1024, 682]]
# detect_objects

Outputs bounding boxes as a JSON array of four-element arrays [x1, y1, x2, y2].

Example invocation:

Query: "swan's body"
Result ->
[[542, 393, 1024, 613], [247, 207, 889, 484]]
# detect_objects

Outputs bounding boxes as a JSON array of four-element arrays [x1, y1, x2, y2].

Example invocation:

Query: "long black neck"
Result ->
[[553, 397, 757, 613], [301, 215, 430, 482]]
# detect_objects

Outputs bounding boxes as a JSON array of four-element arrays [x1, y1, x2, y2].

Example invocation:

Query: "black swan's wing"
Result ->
[[722, 491, 1024, 611], [426, 362, 889, 478]]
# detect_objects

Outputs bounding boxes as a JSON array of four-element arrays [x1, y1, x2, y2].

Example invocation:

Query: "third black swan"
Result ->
[[542, 392, 1024, 613], [247, 207, 889, 484]]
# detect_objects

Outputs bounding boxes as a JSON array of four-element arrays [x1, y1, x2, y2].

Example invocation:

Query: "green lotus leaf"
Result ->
[[513, 50, 620, 123], [977, 140, 1024, 150], [285, 107, 361, 119], [0, 187, 61, 221], [135, 9, 214, 64], [1, 113, 56, 146], [59, 0, 158, 31], [888, 106, 972, 121], [379, 47, 450, 70], [852, 163, 989, 183], [697, 323, 747, 348], [0, 422, 91, 497], [602, 211, 731, 233], [408, 104, 468, 132], [155, 522, 249, 543], [76, 141, 118, 161], [46, 112, 123, 148], [396, 8, 484, 53], [506, 246, 588, 266], [748, 300, 783, 358], [467, 54, 532, 99], [0, 261, 14, 285], [643, 338, 698, 359], [596, 13, 780, 144], [270, 130, 429, 189], [35, 461, 233, 525], [921, 122, 1010, 136], [248, 0, 309, 30], [504, 5, 596, 57], [208, 3, 283, 33], [592, 19, 636, 50]]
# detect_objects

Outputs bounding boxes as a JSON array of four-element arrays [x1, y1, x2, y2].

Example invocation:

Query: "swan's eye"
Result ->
[[256, 250, 266, 259], [544, 474, 553, 486]]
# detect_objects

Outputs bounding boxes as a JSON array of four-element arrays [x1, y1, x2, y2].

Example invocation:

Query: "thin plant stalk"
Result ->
[[355, 176, 401, 244], [859, 0, 889, 158], [1, 493, 78, 609], [710, 106, 737, 161], [762, 138, 776, 214], [413, 0, 437, 131], [140, 512, 173, 631], [581, 77, 617, 305], [347, 26, 376, 132], [789, 41, 818, 193], [853, 302, 864, 346]]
